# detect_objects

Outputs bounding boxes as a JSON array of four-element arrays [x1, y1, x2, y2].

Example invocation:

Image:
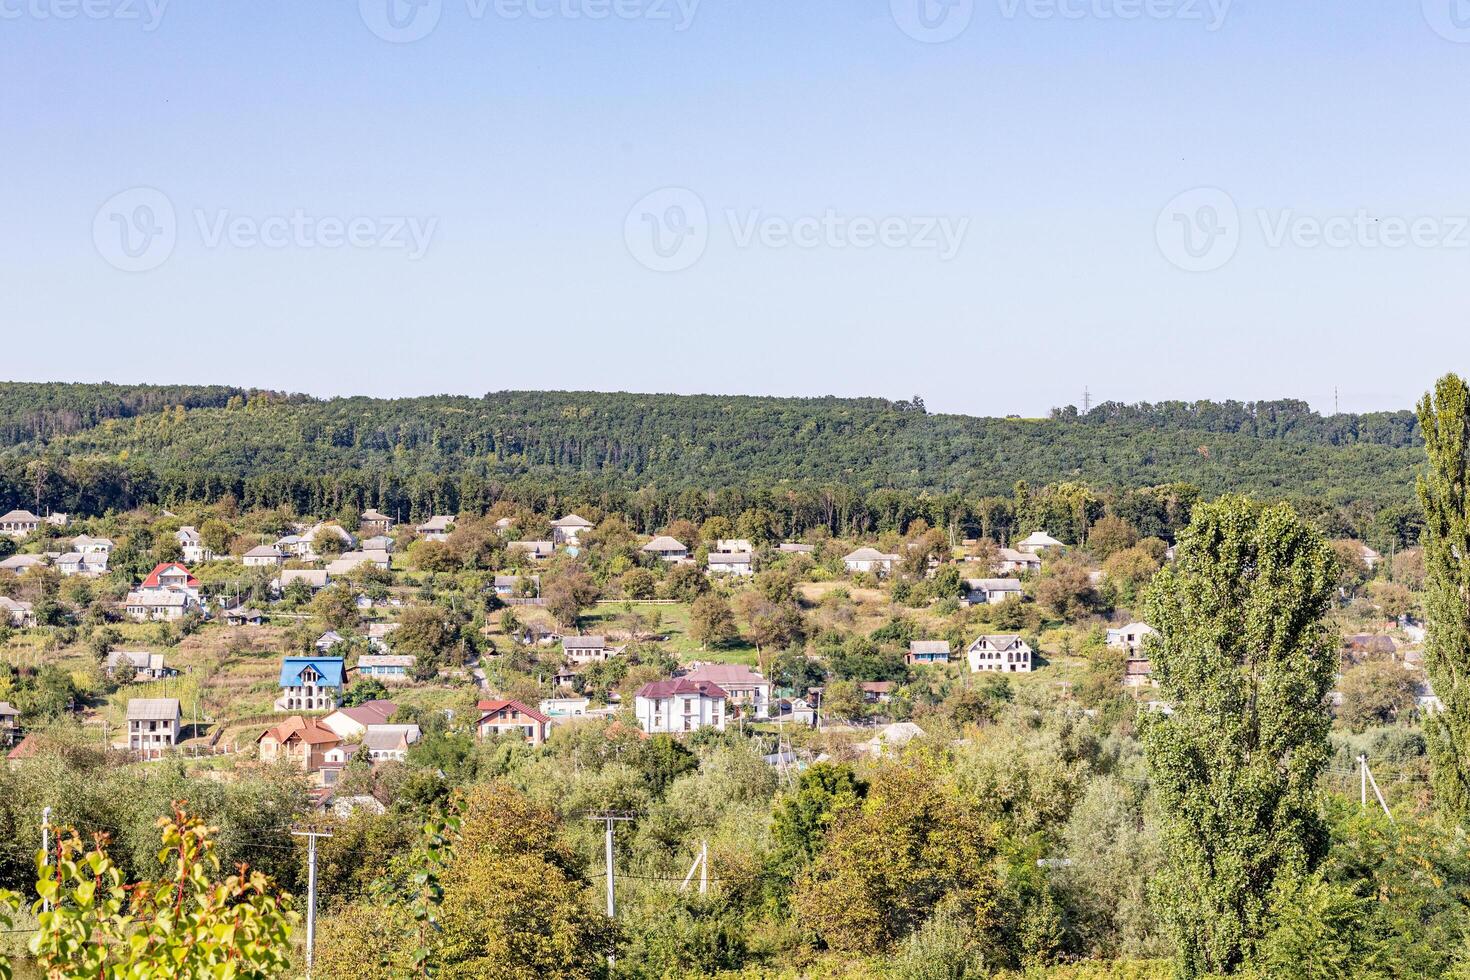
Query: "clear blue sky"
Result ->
[[3, 0, 1467, 417]]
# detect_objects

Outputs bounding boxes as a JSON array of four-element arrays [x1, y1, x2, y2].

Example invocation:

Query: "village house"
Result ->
[[361, 534, 395, 554], [843, 547, 899, 576], [1106, 622, 1158, 653], [716, 538, 755, 554], [967, 634, 1034, 673], [124, 589, 200, 622], [682, 663, 772, 718], [127, 698, 181, 754], [54, 550, 109, 577], [275, 656, 346, 712], [563, 635, 619, 665], [493, 573, 540, 597], [141, 562, 200, 596], [0, 596, 35, 627], [861, 681, 894, 704], [907, 640, 951, 665], [362, 724, 421, 761], [304, 523, 357, 554], [176, 527, 214, 564], [706, 551, 754, 576], [315, 631, 345, 652], [360, 508, 394, 536], [276, 569, 330, 593], [1016, 531, 1064, 554], [539, 696, 591, 720], [508, 540, 554, 560], [70, 534, 113, 556], [476, 699, 551, 745], [1124, 659, 1156, 689], [243, 545, 286, 568], [635, 678, 728, 734], [222, 606, 266, 626], [550, 514, 594, 546], [416, 515, 455, 541], [367, 622, 400, 652], [0, 702, 18, 745], [322, 699, 398, 740], [962, 578, 1024, 606], [326, 550, 391, 576], [106, 651, 175, 681], [356, 654, 414, 681], [993, 547, 1042, 575], [257, 716, 341, 772], [0, 510, 43, 538], [0, 555, 46, 575], [641, 536, 689, 561]]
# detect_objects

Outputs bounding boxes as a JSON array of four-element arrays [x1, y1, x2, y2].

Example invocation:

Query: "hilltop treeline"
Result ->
[[0, 384, 1427, 536]]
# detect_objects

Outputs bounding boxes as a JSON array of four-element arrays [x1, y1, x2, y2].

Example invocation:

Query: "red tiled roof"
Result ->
[[258, 716, 341, 746], [7, 733, 38, 761], [636, 678, 729, 700], [477, 699, 550, 725], [141, 562, 199, 589]]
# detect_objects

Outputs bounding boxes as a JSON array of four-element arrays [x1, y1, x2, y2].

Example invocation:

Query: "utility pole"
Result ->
[[41, 807, 51, 913], [292, 828, 335, 973], [585, 811, 634, 969], [1082, 386, 1091, 414]]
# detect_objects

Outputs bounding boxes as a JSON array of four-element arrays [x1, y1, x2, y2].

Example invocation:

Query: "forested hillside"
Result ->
[[0, 383, 1426, 525]]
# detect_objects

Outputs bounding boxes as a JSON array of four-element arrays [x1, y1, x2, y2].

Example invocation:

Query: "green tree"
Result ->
[[1416, 373, 1470, 824], [770, 762, 864, 875], [689, 593, 737, 649], [1141, 495, 1338, 976]]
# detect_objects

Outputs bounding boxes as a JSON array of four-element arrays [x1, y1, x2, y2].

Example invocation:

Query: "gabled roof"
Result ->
[[636, 678, 729, 700], [551, 514, 594, 528], [477, 699, 550, 724], [968, 634, 1030, 652], [245, 545, 285, 558], [683, 663, 768, 686], [707, 551, 753, 564], [563, 635, 607, 649], [909, 640, 951, 654], [126, 698, 180, 721], [963, 578, 1023, 592], [258, 716, 341, 745], [141, 562, 198, 589], [642, 536, 687, 553], [330, 700, 398, 726], [279, 657, 346, 687]]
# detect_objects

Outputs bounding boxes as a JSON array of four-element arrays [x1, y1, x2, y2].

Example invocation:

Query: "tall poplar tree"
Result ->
[[1141, 495, 1338, 976], [1416, 373, 1470, 823]]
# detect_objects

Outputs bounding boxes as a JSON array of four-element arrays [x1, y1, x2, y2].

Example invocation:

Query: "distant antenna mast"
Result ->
[[1334, 387, 1339, 416], [1082, 387, 1091, 413]]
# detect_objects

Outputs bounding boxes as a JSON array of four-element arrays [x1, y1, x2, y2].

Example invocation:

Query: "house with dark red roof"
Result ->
[[634, 678, 728, 734], [141, 562, 200, 593], [476, 699, 551, 745]]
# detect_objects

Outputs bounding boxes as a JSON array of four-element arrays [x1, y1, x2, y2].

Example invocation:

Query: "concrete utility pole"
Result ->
[[584, 811, 634, 969], [292, 828, 335, 973], [41, 807, 51, 913]]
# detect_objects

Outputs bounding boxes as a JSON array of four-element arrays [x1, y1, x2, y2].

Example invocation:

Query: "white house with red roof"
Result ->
[[634, 678, 728, 734], [321, 699, 398, 740], [140, 562, 200, 597], [476, 699, 551, 745], [125, 562, 203, 621]]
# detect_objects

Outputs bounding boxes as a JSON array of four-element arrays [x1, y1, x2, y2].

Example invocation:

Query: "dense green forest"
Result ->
[[0, 382, 1426, 535]]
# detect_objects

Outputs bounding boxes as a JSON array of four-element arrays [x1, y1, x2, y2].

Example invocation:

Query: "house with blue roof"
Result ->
[[275, 656, 346, 712]]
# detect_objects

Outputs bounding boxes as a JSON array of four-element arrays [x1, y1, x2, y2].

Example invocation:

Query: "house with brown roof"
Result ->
[[634, 678, 728, 734], [322, 699, 399, 740], [257, 716, 343, 772], [681, 663, 771, 718], [476, 700, 550, 745]]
